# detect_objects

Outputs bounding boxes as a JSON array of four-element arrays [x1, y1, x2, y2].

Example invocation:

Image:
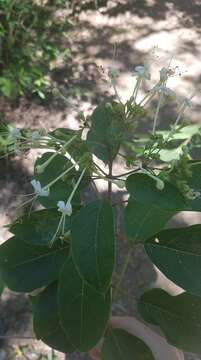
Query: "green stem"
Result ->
[[113, 247, 133, 301], [108, 156, 113, 201]]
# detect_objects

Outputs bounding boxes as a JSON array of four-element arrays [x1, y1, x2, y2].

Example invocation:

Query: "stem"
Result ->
[[94, 162, 108, 176], [152, 92, 163, 135], [108, 156, 113, 201], [43, 164, 76, 190], [113, 247, 133, 301], [131, 77, 140, 104], [115, 168, 140, 178], [67, 168, 86, 203], [133, 78, 142, 104]]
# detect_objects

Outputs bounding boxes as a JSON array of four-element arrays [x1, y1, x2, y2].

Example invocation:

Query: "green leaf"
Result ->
[[102, 329, 155, 360], [0, 77, 14, 97], [87, 102, 124, 163], [145, 225, 201, 296], [49, 128, 91, 163], [138, 288, 201, 354], [58, 258, 111, 352], [10, 209, 71, 246], [0, 237, 69, 292], [159, 147, 182, 162], [31, 282, 75, 353], [157, 125, 200, 140], [34, 152, 79, 208], [71, 200, 115, 293], [124, 198, 175, 243], [124, 174, 185, 243], [126, 174, 185, 211], [40, 181, 80, 209]]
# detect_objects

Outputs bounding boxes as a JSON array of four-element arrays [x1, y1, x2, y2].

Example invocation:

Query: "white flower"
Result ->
[[159, 67, 169, 81], [57, 200, 72, 216], [152, 84, 175, 97], [133, 65, 150, 80], [31, 179, 49, 197], [31, 131, 41, 142], [108, 67, 119, 80], [9, 127, 21, 141]]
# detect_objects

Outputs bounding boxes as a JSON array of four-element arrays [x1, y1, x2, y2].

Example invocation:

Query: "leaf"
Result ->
[[126, 174, 185, 211], [145, 225, 201, 296], [138, 288, 201, 354], [58, 258, 111, 352], [31, 282, 75, 353], [10, 209, 71, 246], [39, 181, 80, 209], [124, 174, 186, 243], [0, 236, 69, 292], [124, 198, 176, 243], [86, 102, 124, 163], [157, 125, 200, 140], [159, 147, 183, 162], [0, 77, 14, 97], [71, 200, 115, 293], [34, 152, 79, 208], [102, 328, 155, 360], [49, 128, 91, 163]]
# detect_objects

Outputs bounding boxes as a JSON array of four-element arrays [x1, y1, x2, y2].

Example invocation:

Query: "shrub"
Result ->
[[0, 0, 70, 99], [1, 60, 201, 357]]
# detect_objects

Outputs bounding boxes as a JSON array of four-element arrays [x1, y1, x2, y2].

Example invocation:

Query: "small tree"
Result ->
[[0, 61, 201, 358]]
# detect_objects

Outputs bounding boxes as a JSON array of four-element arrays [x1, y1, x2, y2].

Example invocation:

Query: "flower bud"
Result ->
[[156, 179, 165, 191], [57, 200, 72, 216]]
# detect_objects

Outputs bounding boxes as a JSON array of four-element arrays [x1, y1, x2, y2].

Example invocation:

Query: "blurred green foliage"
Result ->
[[0, 0, 71, 99]]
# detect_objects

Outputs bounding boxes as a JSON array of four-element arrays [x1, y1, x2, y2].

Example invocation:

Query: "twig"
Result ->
[[108, 156, 113, 201]]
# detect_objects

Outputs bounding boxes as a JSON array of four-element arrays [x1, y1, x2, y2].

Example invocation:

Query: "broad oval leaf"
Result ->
[[102, 329, 155, 359], [49, 128, 92, 163], [38, 180, 81, 209], [126, 173, 185, 211], [145, 225, 201, 296], [86, 102, 124, 163], [58, 258, 111, 352], [34, 152, 79, 208], [10, 209, 71, 246], [124, 174, 185, 243], [138, 288, 201, 354], [34, 152, 73, 186], [124, 198, 176, 243], [0, 236, 69, 292], [31, 282, 75, 353], [71, 200, 115, 293]]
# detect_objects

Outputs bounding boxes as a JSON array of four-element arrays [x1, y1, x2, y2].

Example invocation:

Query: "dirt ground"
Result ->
[[1, 1, 201, 359]]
